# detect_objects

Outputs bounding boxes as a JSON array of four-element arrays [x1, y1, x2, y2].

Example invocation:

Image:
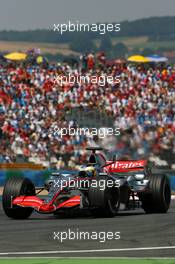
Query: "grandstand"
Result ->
[[0, 54, 174, 170]]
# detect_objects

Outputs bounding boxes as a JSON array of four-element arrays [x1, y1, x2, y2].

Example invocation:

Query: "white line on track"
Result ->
[[1, 257, 175, 260], [0, 246, 175, 255]]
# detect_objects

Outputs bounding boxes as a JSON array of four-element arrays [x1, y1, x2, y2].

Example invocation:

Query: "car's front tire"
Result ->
[[88, 176, 120, 217], [2, 176, 35, 219]]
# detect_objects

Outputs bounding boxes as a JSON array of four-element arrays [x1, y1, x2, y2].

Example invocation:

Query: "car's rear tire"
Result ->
[[140, 174, 171, 213], [2, 176, 35, 219], [88, 176, 120, 217]]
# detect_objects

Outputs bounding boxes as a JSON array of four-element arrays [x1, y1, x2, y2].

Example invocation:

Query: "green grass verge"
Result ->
[[0, 259, 175, 264]]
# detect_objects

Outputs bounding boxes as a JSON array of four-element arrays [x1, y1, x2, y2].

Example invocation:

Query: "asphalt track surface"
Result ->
[[0, 201, 175, 258]]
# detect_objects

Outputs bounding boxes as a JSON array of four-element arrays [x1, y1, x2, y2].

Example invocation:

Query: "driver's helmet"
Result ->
[[78, 165, 97, 178]]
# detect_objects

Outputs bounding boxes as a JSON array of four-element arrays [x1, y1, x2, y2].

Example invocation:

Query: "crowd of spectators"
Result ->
[[0, 52, 174, 169]]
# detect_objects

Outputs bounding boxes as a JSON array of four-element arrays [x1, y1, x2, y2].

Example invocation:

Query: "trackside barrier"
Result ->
[[0, 169, 175, 191], [170, 175, 175, 191], [0, 169, 78, 187]]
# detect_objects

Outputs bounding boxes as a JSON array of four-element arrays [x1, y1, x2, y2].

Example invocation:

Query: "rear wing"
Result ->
[[104, 160, 147, 173]]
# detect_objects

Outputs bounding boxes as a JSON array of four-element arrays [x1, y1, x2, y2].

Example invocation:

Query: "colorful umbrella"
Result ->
[[4, 52, 27, 61], [127, 55, 150, 63], [146, 55, 168, 63]]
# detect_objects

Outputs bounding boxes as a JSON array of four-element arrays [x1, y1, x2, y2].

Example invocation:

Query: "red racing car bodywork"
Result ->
[[12, 159, 147, 213], [2, 147, 171, 219]]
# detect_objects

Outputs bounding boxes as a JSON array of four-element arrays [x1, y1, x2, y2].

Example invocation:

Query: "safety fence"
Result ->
[[0, 169, 175, 191]]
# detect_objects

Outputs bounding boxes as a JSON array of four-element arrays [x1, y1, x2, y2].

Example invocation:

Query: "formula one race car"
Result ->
[[2, 147, 171, 219]]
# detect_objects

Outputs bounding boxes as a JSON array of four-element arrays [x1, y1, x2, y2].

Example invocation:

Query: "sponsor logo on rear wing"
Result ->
[[105, 160, 147, 172]]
